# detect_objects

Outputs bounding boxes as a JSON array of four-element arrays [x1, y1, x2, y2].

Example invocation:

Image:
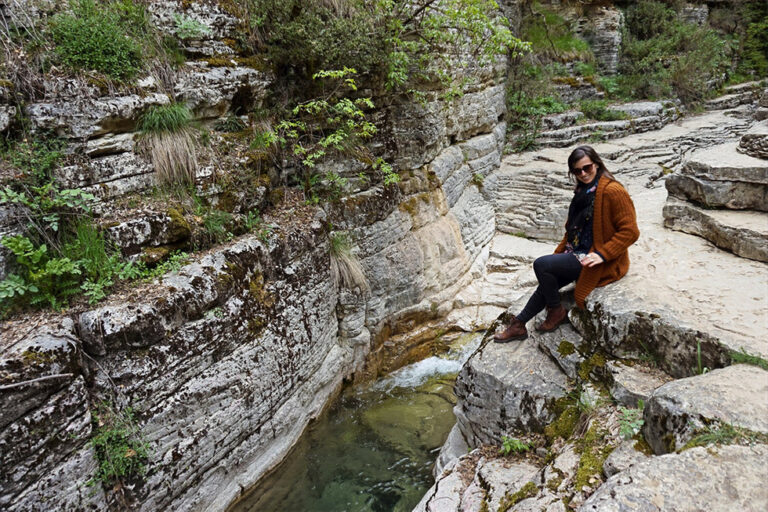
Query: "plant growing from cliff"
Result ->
[[0, 235, 82, 311], [329, 230, 369, 293], [499, 436, 532, 456], [138, 103, 198, 189], [272, 68, 399, 196], [730, 349, 768, 371], [618, 400, 644, 440], [90, 402, 150, 489], [50, 0, 142, 79], [172, 14, 211, 41]]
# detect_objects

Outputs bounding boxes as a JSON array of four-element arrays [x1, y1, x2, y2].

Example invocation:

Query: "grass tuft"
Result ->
[[329, 231, 369, 293]]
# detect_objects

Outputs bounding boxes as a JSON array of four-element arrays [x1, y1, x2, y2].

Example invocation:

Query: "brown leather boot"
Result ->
[[536, 305, 569, 332], [493, 317, 527, 343]]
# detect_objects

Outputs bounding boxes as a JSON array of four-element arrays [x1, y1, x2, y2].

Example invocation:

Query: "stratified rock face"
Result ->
[[580, 445, 768, 512], [0, 323, 106, 511], [738, 120, 768, 160], [454, 332, 569, 446], [663, 198, 768, 262], [642, 365, 768, 454], [579, 6, 623, 75], [666, 142, 768, 211], [679, 2, 708, 25]]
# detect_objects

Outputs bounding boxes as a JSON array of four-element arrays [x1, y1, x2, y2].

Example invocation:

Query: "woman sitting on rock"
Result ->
[[494, 145, 640, 342]]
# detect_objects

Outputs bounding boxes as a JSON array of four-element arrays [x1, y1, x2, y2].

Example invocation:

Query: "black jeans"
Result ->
[[516, 253, 582, 323]]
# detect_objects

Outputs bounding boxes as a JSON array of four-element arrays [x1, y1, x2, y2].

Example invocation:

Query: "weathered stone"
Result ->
[[681, 141, 768, 185], [663, 197, 768, 262], [665, 173, 768, 211], [705, 81, 763, 110], [85, 132, 136, 157], [25, 90, 170, 139], [478, 459, 540, 512], [679, 3, 708, 25], [642, 364, 768, 454], [578, 6, 623, 75], [454, 323, 570, 446], [602, 439, 651, 479], [434, 424, 470, 477], [174, 64, 272, 119], [57, 152, 155, 199], [581, 445, 768, 512], [106, 210, 192, 256], [738, 120, 768, 160], [0, 105, 13, 132], [537, 323, 586, 381], [541, 111, 584, 131], [413, 453, 476, 512], [605, 361, 671, 408]]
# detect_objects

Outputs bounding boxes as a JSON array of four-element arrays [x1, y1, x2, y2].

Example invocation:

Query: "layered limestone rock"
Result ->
[[665, 142, 768, 211], [453, 318, 571, 446], [536, 101, 682, 148], [738, 120, 768, 160], [662, 197, 768, 262], [642, 364, 768, 454], [581, 445, 768, 512]]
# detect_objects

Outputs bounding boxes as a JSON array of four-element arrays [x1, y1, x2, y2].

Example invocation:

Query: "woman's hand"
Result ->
[[580, 252, 604, 267]]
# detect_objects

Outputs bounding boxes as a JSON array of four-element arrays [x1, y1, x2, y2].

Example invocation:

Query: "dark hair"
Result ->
[[567, 145, 616, 184]]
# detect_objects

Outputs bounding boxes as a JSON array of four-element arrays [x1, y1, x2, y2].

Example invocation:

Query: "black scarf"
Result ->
[[566, 173, 600, 252]]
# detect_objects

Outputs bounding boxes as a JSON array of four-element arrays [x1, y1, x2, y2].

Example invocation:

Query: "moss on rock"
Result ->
[[498, 481, 538, 512]]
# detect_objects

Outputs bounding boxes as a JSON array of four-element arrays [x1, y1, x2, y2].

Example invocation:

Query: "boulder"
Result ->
[[665, 173, 768, 212], [642, 364, 768, 454], [602, 439, 651, 478], [580, 445, 768, 512], [738, 120, 768, 160], [663, 197, 768, 262], [604, 361, 671, 408], [454, 326, 570, 446]]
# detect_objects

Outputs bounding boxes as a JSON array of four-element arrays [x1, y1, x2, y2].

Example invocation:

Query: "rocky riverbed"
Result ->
[[415, 92, 768, 511]]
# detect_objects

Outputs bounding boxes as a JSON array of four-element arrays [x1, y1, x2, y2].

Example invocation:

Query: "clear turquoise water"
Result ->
[[230, 334, 481, 512]]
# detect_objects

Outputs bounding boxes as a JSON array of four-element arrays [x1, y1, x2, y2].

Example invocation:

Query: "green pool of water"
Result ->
[[231, 334, 481, 512]]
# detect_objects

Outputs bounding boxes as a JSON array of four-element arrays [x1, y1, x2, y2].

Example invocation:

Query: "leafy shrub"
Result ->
[[499, 436, 532, 456], [520, 2, 592, 61], [507, 89, 568, 151], [578, 99, 627, 122], [1, 137, 66, 181], [50, 0, 142, 79], [618, 400, 644, 440], [618, 1, 728, 104], [0, 235, 82, 310]]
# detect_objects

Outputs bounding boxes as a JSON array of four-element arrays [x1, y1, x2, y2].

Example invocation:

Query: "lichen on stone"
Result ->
[[557, 340, 576, 357]]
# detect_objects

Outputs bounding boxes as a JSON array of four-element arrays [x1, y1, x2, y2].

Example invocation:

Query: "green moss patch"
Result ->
[[574, 423, 614, 490], [578, 352, 606, 382], [498, 481, 538, 512], [557, 340, 576, 357]]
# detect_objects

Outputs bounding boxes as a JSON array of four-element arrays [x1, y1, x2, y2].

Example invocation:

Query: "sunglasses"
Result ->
[[571, 162, 595, 175]]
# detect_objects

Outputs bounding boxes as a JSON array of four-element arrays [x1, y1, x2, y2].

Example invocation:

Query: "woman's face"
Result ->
[[572, 155, 598, 184]]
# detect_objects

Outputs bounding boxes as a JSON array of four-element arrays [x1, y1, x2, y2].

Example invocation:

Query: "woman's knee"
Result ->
[[533, 255, 553, 275]]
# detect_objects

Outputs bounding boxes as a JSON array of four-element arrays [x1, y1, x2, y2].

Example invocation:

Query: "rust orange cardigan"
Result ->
[[554, 177, 640, 308]]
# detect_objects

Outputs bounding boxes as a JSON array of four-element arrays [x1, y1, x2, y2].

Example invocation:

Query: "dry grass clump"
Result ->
[[329, 231, 369, 293], [137, 103, 198, 188]]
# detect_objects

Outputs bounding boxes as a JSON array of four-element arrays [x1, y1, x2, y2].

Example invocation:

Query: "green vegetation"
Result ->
[[682, 423, 768, 451], [173, 14, 211, 41], [519, 2, 591, 61], [138, 103, 193, 135], [578, 99, 627, 122], [618, 400, 644, 440], [730, 349, 768, 371], [90, 402, 150, 488], [574, 423, 613, 490], [693, 341, 711, 375], [498, 481, 538, 512], [499, 436, 533, 456], [618, 1, 728, 105], [50, 0, 142, 79], [2, 137, 66, 181]]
